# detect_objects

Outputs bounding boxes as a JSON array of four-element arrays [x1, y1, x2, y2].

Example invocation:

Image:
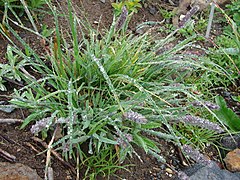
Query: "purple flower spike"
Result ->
[[123, 110, 148, 124], [181, 115, 224, 133], [192, 101, 220, 110], [115, 6, 128, 31], [182, 144, 212, 165], [178, 5, 200, 28], [31, 117, 51, 134]]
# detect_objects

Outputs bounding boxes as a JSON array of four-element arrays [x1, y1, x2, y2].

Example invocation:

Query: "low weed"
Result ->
[[215, 96, 240, 132], [112, 0, 142, 16], [204, 5, 240, 88], [0, 0, 46, 10]]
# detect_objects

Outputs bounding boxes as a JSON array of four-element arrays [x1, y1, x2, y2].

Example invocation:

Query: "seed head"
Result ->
[[115, 6, 128, 31], [181, 115, 224, 133], [123, 110, 148, 124], [31, 117, 51, 134], [182, 144, 211, 165], [117, 133, 133, 148], [192, 101, 219, 110], [62, 141, 70, 153], [178, 5, 200, 28]]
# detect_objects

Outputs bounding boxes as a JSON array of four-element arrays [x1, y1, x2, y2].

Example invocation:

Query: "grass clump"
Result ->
[[1, 0, 235, 179], [0, 0, 46, 10]]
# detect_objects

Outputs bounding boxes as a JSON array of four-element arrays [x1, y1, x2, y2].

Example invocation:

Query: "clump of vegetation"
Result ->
[[112, 0, 142, 16], [0, 0, 239, 179], [0, 0, 46, 10], [226, 0, 240, 27], [201, 2, 240, 89]]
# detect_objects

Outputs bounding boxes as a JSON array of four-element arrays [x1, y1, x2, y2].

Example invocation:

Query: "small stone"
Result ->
[[172, 159, 180, 166], [166, 168, 173, 174], [184, 161, 240, 180], [0, 162, 41, 180], [221, 135, 240, 150], [224, 148, 240, 172], [100, 0, 106, 3], [182, 161, 188, 166], [149, 5, 157, 15], [160, 164, 166, 170], [180, 15, 185, 21]]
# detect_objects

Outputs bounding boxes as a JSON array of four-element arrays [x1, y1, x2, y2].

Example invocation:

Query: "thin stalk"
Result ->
[[20, 0, 38, 32], [205, 2, 215, 38]]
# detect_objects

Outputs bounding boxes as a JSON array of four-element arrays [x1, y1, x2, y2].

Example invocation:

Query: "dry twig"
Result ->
[[0, 118, 23, 123], [0, 148, 16, 162], [31, 137, 76, 175], [24, 142, 44, 156], [48, 167, 54, 180], [44, 126, 58, 180]]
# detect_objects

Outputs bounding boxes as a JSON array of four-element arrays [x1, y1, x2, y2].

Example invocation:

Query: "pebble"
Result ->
[[160, 164, 166, 170], [149, 5, 157, 15], [166, 168, 173, 174], [100, 0, 106, 3], [0, 162, 42, 180], [221, 134, 240, 150], [224, 148, 240, 172], [153, 167, 161, 171], [184, 161, 240, 180]]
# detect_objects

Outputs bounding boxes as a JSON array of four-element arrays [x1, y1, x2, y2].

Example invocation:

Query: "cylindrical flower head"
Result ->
[[192, 101, 220, 110], [178, 5, 200, 28], [123, 110, 148, 124], [182, 144, 212, 165], [31, 117, 51, 134], [115, 6, 128, 31], [181, 115, 224, 133]]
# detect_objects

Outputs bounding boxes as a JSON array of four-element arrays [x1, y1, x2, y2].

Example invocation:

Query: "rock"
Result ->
[[224, 148, 240, 172], [166, 168, 173, 174], [180, 161, 240, 180], [100, 0, 106, 3], [0, 162, 42, 180], [221, 135, 240, 150], [149, 5, 157, 15]]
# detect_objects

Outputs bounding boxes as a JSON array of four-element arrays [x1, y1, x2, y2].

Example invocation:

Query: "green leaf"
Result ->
[[93, 133, 117, 145], [88, 118, 109, 135], [71, 136, 90, 144], [232, 95, 240, 102], [20, 110, 45, 129], [141, 137, 160, 152], [133, 133, 148, 152], [143, 129, 176, 140], [148, 149, 166, 163], [215, 96, 240, 131]]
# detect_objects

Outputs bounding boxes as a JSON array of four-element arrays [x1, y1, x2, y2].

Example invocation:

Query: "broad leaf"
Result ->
[[215, 96, 240, 131]]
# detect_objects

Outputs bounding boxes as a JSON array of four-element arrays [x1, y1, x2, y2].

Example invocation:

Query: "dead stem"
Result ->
[[31, 137, 76, 176], [0, 148, 16, 162], [0, 118, 23, 123]]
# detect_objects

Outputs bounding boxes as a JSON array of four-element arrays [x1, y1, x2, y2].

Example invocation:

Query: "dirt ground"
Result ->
[[0, 0, 239, 179]]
